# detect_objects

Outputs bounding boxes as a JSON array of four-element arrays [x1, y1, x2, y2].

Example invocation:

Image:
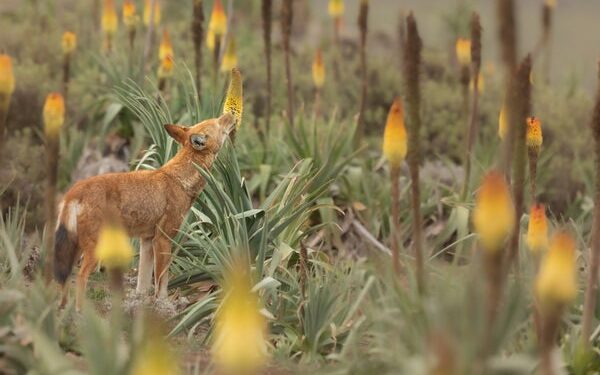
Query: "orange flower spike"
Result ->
[[473, 171, 515, 252], [101, 0, 118, 35], [526, 116, 543, 152], [455, 38, 472, 66], [382, 98, 408, 168], [527, 203, 549, 254], [312, 49, 325, 89], [143, 0, 161, 27], [43, 92, 65, 138], [61, 32, 77, 55], [0, 54, 16, 97], [209, 0, 227, 37], [220, 38, 238, 72], [535, 231, 578, 308], [328, 0, 345, 18], [123, 0, 137, 29], [159, 29, 174, 61]]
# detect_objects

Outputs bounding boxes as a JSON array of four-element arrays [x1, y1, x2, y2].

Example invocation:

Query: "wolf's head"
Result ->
[[164, 113, 235, 160]]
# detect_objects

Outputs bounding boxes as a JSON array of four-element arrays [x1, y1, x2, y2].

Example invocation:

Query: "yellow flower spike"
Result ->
[[206, 28, 216, 51], [526, 116, 543, 152], [455, 38, 472, 66], [158, 55, 174, 79], [143, 0, 161, 27], [0, 54, 16, 98], [220, 38, 238, 73], [469, 72, 485, 94], [312, 49, 325, 89], [208, 0, 227, 37], [61, 32, 77, 55], [498, 104, 508, 140], [130, 317, 181, 375], [223, 68, 243, 129], [159, 29, 174, 61], [527, 203, 549, 254], [101, 0, 118, 35], [43, 92, 65, 138], [473, 171, 515, 252], [123, 0, 137, 29], [213, 263, 268, 375], [95, 222, 134, 270], [545, 0, 557, 9], [328, 0, 345, 18], [535, 231, 577, 308], [382, 98, 408, 168]]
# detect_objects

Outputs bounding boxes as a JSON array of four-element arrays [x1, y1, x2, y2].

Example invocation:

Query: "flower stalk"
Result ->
[[526, 116, 543, 201], [312, 48, 325, 118], [0, 54, 15, 148], [208, 0, 227, 89], [356, 0, 369, 145], [43, 93, 65, 283], [281, 0, 294, 127], [261, 0, 272, 139], [123, 0, 137, 52], [61, 32, 76, 103], [192, 0, 204, 99], [403, 13, 425, 294], [101, 0, 118, 53]]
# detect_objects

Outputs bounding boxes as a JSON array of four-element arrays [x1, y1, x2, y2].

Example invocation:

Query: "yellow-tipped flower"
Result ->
[[223, 68, 243, 129], [382, 98, 408, 168], [220, 38, 238, 73], [208, 0, 227, 37], [526, 116, 543, 152], [143, 0, 161, 27], [206, 28, 216, 51], [43, 92, 65, 138], [527, 203, 549, 254], [535, 231, 577, 308], [130, 318, 181, 375], [473, 171, 515, 252], [455, 38, 472, 66], [312, 49, 325, 89], [61, 31, 77, 55], [498, 104, 508, 140], [470, 72, 485, 94], [0, 54, 16, 97], [101, 0, 118, 35], [123, 0, 137, 29], [95, 222, 134, 270], [158, 55, 174, 79], [328, 0, 345, 18], [159, 29, 174, 61], [213, 264, 267, 375]]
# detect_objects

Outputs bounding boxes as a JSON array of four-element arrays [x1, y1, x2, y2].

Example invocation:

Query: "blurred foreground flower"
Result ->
[[130, 316, 181, 375], [312, 48, 325, 89], [208, 0, 227, 37], [455, 38, 471, 66], [123, 0, 137, 28], [0, 54, 15, 102], [159, 29, 173, 61], [223, 68, 243, 129], [206, 28, 216, 51], [328, 0, 345, 18], [143, 0, 161, 27], [473, 171, 515, 252], [535, 231, 577, 308], [61, 31, 77, 55], [102, 0, 118, 34], [382, 98, 407, 168], [95, 222, 134, 270], [43, 92, 65, 138], [221, 38, 238, 72], [526, 204, 548, 254], [498, 104, 507, 140], [213, 264, 267, 375]]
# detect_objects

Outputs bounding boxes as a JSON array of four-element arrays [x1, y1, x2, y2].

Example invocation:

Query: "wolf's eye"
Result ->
[[190, 134, 207, 150]]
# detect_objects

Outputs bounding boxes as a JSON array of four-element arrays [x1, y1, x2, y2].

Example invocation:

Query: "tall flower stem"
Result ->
[[43, 132, 60, 284], [581, 62, 600, 349], [62, 54, 71, 103], [192, 0, 204, 99], [391, 166, 402, 275], [506, 56, 532, 272], [262, 0, 272, 139], [281, 0, 294, 127], [403, 13, 425, 294], [141, 0, 158, 79], [356, 0, 369, 145], [461, 13, 482, 201]]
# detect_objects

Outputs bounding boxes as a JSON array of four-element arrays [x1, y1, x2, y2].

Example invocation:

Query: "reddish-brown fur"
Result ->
[[54, 114, 235, 310]]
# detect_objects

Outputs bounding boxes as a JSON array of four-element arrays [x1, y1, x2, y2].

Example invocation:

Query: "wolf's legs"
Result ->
[[153, 235, 172, 299], [135, 237, 154, 294], [75, 250, 97, 312]]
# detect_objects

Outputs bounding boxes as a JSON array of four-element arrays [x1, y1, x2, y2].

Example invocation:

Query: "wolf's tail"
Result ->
[[53, 222, 78, 285]]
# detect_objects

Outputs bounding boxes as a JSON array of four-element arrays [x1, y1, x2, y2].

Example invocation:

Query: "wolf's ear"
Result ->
[[164, 124, 188, 144], [218, 113, 236, 132]]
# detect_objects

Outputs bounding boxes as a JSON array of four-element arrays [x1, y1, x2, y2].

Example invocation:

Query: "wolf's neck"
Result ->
[[160, 149, 215, 198]]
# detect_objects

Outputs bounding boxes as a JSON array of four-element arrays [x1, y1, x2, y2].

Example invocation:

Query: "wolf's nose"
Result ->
[[191, 134, 207, 150]]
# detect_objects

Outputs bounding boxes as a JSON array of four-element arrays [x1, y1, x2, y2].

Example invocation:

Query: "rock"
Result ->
[[71, 134, 130, 182]]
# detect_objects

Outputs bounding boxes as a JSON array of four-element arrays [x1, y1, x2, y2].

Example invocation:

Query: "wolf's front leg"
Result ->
[[153, 235, 172, 299], [136, 237, 154, 294]]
